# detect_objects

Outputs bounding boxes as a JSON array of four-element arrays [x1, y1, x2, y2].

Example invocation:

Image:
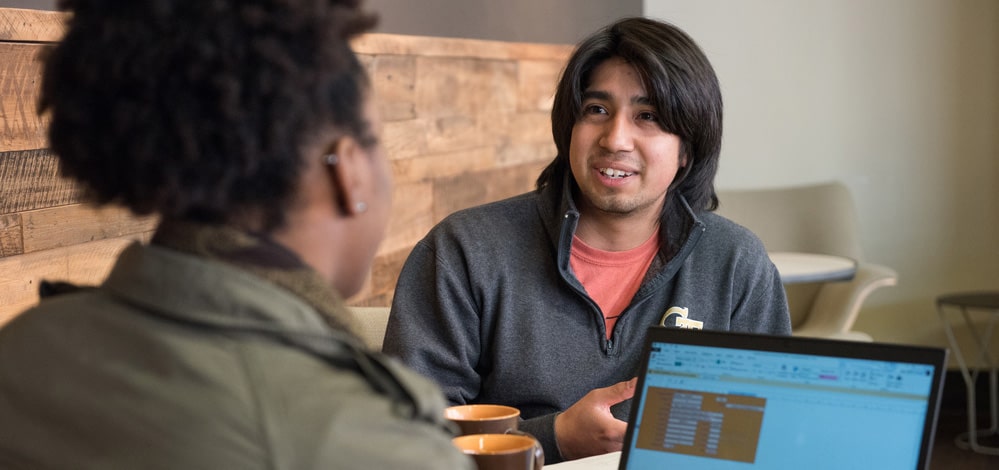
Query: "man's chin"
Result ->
[[589, 200, 639, 217]]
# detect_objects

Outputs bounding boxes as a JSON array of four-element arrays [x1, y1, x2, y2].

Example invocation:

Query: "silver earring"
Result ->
[[354, 201, 367, 213], [324, 153, 338, 165]]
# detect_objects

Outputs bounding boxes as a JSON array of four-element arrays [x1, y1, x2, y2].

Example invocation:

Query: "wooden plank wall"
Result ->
[[0, 7, 572, 324]]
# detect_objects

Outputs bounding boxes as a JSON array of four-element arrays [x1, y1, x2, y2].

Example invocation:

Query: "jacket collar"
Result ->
[[102, 242, 338, 335], [537, 173, 707, 287]]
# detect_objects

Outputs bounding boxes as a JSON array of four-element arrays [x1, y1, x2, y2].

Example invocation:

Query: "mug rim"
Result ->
[[452, 433, 537, 455], [445, 404, 520, 421]]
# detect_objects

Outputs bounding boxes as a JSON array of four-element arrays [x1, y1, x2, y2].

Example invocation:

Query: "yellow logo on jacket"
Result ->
[[658, 306, 703, 330]]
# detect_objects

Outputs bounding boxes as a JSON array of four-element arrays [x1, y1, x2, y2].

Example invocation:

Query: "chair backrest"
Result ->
[[349, 306, 392, 351], [714, 182, 865, 329], [715, 181, 864, 261]]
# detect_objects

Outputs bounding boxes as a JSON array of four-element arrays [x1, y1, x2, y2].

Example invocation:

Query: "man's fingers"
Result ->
[[597, 377, 637, 405]]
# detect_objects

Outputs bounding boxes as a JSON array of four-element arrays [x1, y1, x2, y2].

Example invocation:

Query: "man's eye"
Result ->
[[638, 111, 657, 121], [583, 104, 607, 115]]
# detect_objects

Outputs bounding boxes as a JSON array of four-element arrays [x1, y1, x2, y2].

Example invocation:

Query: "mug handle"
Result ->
[[504, 429, 544, 470]]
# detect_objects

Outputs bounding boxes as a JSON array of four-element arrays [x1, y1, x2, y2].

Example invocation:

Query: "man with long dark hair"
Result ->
[[385, 17, 791, 463]]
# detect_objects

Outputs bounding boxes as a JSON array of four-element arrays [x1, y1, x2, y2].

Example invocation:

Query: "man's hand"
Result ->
[[553, 378, 637, 460]]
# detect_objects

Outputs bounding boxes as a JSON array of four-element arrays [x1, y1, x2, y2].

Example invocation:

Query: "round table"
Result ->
[[767, 252, 857, 284]]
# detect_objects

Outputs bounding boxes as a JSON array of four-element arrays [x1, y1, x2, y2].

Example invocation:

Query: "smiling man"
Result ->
[[383, 17, 791, 464]]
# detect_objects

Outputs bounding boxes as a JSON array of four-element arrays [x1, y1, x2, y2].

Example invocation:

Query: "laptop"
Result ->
[[618, 328, 948, 470]]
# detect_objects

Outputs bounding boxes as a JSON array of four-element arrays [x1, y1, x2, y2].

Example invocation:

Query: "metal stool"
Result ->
[[936, 291, 999, 455]]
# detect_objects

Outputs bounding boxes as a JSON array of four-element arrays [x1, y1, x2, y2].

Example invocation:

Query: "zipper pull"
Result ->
[[606, 338, 613, 351]]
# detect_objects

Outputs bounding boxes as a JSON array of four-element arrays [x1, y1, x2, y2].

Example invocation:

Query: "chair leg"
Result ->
[[939, 303, 999, 455]]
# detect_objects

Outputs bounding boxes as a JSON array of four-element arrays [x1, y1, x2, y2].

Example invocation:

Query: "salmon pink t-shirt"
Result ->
[[570, 233, 660, 339]]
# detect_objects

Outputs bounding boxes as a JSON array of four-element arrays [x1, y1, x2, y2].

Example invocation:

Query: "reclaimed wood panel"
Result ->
[[21, 204, 158, 253], [382, 118, 428, 161], [0, 235, 149, 325], [0, 6, 571, 320], [500, 111, 555, 144], [517, 59, 563, 112], [0, 148, 80, 215], [415, 56, 518, 120], [432, 162, 544, 222], [361, 54, 417, 123], [391, 146, 496, 184], [0, 8, 64, 42], [379, 181, 434, 256], [0, 43, 50, 152], [353, 33, 574, 61], [0, 213, 21, 256], [497, 142, 557, 168], [354, 245, 413, 306]]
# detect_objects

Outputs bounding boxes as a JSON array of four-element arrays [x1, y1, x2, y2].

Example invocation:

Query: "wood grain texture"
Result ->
[[21, 204, 158, 254], [353, 33, 574, 61], [353, 246, 413, 307], [488, 112, 557, 168], [391, 146, 496, 184], [432, 162, 543, 222], [501, 112, 553, 144], [517, 59, 564, 112], [0, 7, 571, 318], [0, 8, 65, 42], [0, 148, 80, 215], [383, 118, 429, 161], [0, 235, 149, 325], [0, 43, 50, 152], [361, 54, 417, 123], [379, 181, 434, 256], [496, 141, 557, 168], [415, 57, 518, 121], [0, 213, 22, 256]]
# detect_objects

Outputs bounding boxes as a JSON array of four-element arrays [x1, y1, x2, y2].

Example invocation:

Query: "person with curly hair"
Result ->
[[0, 1, 472, 468]]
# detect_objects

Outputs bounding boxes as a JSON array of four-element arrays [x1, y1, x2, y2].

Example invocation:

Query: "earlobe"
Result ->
[[323, 136, 368, 217]]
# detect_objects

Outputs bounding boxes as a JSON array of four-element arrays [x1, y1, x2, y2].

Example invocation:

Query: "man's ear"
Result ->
[[324, 135, 369, 217]]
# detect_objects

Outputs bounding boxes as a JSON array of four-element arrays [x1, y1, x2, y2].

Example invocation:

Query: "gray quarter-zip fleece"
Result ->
[[384, 179, 791, 463]]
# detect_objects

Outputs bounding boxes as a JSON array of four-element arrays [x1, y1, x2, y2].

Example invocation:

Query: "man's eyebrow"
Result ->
[[581, 90, 652, 106], [581, 90, 610, 101], [633, 96, 652, 105]]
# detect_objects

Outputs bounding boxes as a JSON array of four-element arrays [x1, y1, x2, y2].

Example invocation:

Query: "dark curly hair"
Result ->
[[537, 17, 723, 259], [39, 0, 378, 231]]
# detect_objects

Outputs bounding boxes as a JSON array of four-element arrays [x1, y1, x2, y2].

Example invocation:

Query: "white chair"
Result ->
[[349, 306, 392, 350], [715, 182, 897, 341]]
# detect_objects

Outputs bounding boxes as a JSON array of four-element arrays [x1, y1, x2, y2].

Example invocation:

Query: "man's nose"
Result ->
[[599, 113, 635, 153]]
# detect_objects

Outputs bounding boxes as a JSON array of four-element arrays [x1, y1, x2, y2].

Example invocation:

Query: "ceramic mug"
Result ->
[[445, 404, 520, 436], [452, 432, 544, 470]]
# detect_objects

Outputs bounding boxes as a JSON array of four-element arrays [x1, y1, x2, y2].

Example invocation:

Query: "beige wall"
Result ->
[[367, 0, 641, 44], [0, 0, 643, 45], [645, 0, 999, 358]]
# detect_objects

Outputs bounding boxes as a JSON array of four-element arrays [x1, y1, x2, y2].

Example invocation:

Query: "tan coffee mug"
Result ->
[[452, 433, 544, 470], [445, 404, 520, 436]]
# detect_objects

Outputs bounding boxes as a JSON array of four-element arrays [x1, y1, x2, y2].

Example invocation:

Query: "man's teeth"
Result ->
[[599, 168, 633, 178]]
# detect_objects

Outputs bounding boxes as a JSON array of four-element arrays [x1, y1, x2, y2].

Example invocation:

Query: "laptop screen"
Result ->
[[619, 328, 947, 470]]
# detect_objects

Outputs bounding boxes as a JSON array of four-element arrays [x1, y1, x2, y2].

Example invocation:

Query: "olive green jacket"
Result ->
[[0, 243, 472, 470]]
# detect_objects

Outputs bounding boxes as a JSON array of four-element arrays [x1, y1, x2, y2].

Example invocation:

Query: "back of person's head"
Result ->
[[40, 0, 378, 231], [538, 16, 723, 213]]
